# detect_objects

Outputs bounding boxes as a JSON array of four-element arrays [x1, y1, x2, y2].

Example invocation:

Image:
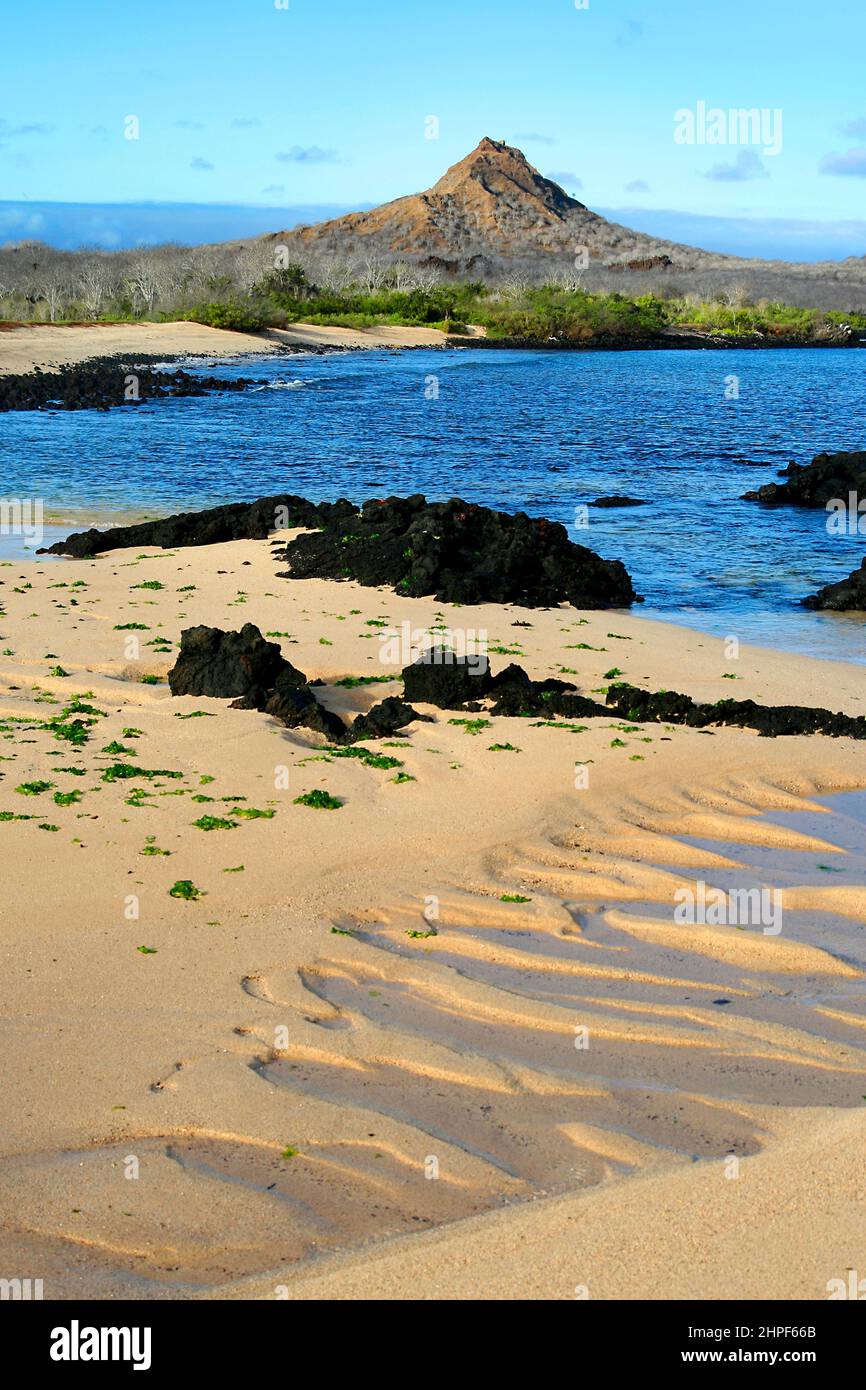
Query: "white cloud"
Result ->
[[704, 150, 769, 182], [275, 146, 339, 164], [820, 147, 866, 177]]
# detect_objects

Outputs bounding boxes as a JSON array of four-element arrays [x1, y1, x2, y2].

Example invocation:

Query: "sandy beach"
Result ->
[[0, 527, 865, 1299], [0, 321, 450, 374]]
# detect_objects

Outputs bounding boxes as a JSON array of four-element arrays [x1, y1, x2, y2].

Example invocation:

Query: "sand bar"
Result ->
[[0, 320, 449, 374]]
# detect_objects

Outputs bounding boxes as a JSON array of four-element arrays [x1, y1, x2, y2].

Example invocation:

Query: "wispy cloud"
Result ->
[[704, 150, 769, 182], [616, 19, 644, 47], [548, 169, 582, 189], [625, 179, 650, 193], [174, 119, 206, 131], [0, 118, 54, 137], [275, 145, 339, 164], [190, 156, 214, 171], [232, 117, 262, 129], [514, 131, 556, 146], [262, 183, 285, 195], [820, 147, 866, 177], [839, 117, 866, 139]]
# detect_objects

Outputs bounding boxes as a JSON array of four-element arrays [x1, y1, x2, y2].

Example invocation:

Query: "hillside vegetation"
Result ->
[[1, 242, 864, 346]]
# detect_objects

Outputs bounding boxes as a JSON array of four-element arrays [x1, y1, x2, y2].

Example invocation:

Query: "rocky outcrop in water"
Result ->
[[591, 496, 648, 508], [804, 556, 866, 611], [742, 450, 866, 507], [276, 494, 640, 608], [42, 495, 356, 559], [0, 358, 260, 414], [45, 492, 637, 610]]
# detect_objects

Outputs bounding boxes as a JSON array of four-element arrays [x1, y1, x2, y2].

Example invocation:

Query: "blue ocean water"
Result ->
[[2, 345, 866, 662]]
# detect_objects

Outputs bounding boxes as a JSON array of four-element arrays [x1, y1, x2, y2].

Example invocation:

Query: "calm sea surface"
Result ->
[[2, 345, 866, 662]]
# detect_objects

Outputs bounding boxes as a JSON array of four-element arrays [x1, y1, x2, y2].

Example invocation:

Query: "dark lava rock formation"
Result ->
[[742, 450, 866, 507], [350, 695, 434, 741], [168, 632, 866, 745], [591, 496, 648, 508], [168, 623, 428, 743], [401, 655, 608, 719], [276, 494, 639, 608], [42, 495, 356, 559], [401, 656, 866, 739], [262, 673, 347, 743], [47, 490, 639, 610], [804, 556, 866, 611], [168, 623, 301, 702], [402, 654, 494, 707], [0, 358, 260, 413], [605, 682, 866, 739]]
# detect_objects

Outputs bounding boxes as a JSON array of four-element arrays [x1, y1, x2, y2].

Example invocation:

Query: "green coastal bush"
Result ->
[[181, 301, 272, 333]]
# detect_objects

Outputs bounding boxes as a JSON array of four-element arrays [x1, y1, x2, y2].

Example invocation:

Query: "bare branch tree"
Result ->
[[78, 260, 114, 319], [37, 263, 70, 322]]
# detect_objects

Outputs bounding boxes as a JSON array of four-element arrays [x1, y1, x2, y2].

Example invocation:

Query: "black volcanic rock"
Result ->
[[402, 655, 608, 718], [591, 496, 648, 508], [399, 659, 866, 737], [400, 658, 866, 738], [42, 495, 356, 558], [264, 677, 347, 742], [169, 623, 348, 739], [0, 359, 260, 414], [169, 624, 301, 700], [278, 494, 640, 608], [742, 450, 866, 507], [485, 664, 596, 717], [168, 623, 434, 744], [489, 684, 607, 719], [349, 696, 433, 741], [47, 490, 640, 609], [605, 682, 866, 739], [402, 654, 493, 707], [804, 556, 866, 611]]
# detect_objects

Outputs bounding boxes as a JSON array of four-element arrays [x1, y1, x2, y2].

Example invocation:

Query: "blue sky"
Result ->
[[2, 0, 866, 259]]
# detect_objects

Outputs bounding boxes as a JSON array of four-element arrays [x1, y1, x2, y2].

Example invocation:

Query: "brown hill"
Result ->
[[264, 137, 724, 277]]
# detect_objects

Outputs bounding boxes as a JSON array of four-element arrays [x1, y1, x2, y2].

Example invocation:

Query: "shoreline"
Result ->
[[7, 500, 865, 669], [0, 320, 451, 375], [1, 529, 865, 1298], [1, 319, 863, 376]]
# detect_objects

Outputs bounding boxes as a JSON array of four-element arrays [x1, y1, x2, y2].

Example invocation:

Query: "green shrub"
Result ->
[[182, 301, 270, 333]]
